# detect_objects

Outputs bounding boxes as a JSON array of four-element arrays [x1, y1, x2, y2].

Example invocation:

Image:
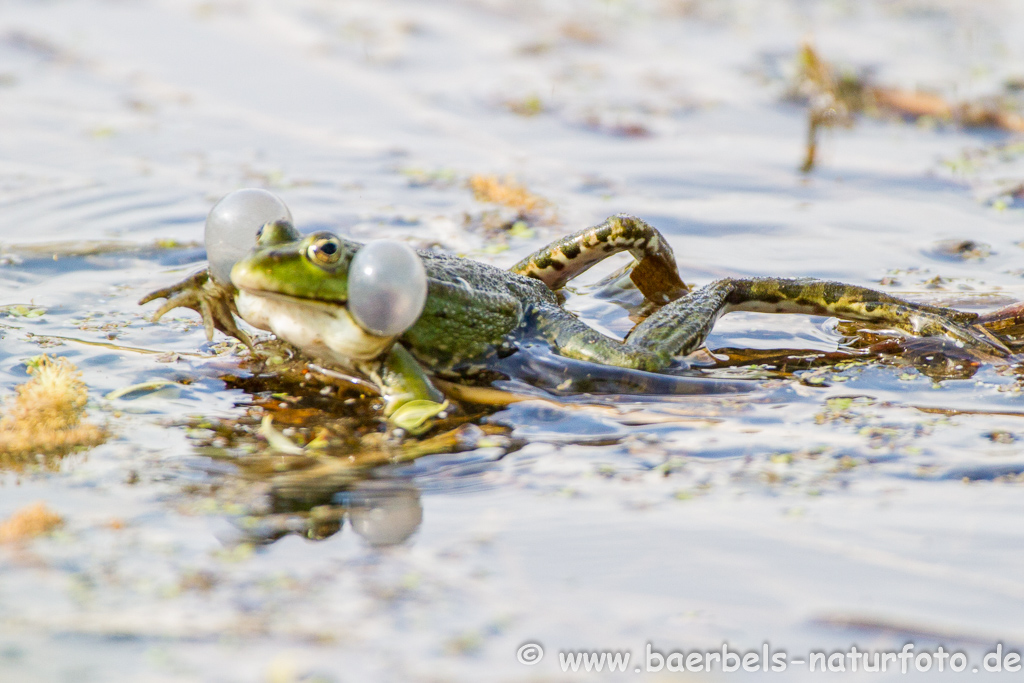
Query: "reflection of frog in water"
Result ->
[[142, 192, 1011, 415], [239, 479, 423, 548]]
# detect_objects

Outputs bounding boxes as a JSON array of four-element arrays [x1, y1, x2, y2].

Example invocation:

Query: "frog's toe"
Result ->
[[198, 290, 257, 351], [215, 310, 256, 352], [138, 287, 168, 307], [968, 324, 1013, 357], [140, 271, 211, 305], [197, 296, 217, 342], [388, 399, 450, 436], [146, 288, 222, 343], [147, 290, 198, 321], [932, 317, 1012, 358], [140, 269, 255, 351]]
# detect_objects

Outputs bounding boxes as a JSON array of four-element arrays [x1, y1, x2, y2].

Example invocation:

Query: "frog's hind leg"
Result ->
[[627, 277, 1011, 359], [511, 214, 689, 304], [529, 303, 669, 371]]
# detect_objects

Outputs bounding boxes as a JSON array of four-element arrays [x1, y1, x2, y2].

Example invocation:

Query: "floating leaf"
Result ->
[[3, 305, 46, 318]]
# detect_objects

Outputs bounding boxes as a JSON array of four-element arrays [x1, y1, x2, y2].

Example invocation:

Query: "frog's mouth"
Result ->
[[235, 287, 395, 363], [236, 287, 348, 309]]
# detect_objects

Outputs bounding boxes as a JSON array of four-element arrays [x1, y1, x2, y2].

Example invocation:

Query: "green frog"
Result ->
[[142, 213, 1010, 413]]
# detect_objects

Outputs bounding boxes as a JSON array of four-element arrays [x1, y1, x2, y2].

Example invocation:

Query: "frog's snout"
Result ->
[[347, 239, 428, 337]]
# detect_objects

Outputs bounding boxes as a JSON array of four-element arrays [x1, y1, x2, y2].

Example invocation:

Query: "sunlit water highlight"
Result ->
[[2, 0, 1024, 681]]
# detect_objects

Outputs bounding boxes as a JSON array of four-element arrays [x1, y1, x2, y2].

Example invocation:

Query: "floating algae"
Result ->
[[0, 356, 106, 469]]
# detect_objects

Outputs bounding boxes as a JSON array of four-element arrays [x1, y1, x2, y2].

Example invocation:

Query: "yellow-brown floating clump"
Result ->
[[468, 174, 550, 216], [0, 356, 106, 461], [0, 501, 64, 543]]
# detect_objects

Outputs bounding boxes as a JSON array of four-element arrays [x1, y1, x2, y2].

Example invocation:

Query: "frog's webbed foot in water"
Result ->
[[904, 313, 1011, 360], [139, 269, 255, 352], [627, 277, 1012, 361], [976, 301, 1024, 352], [511, 214, 690, 305]]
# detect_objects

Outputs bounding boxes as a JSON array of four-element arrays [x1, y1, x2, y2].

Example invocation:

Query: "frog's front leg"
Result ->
[[372, 344, 452, 434], [627, 277, 1011, 359], [511, 214, 689, 304], [139, 269, 254, 350], [375, 344, 446, 415]]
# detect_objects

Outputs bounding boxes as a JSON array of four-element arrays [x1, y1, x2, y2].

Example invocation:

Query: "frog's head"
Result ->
[[232, 222, 357, 304], [230, 222, 428, 363]]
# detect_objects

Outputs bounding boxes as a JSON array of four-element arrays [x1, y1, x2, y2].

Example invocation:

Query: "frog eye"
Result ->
[[308, 236, 343, 267]]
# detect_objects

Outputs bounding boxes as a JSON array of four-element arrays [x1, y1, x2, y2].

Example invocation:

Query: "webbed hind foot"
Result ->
[[628, 277, 1012, 361]]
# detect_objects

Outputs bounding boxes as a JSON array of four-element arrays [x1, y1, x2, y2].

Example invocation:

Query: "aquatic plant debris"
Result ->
[[0, 355, 106, 457], [259, 414, 306, 455], [468, 174, 550, 217], [793, 43, 1024, 172], [104, 378, 179, 400], [0, 502, 64, 544]]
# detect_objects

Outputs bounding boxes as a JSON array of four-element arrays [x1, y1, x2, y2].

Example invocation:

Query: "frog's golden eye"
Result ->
[[308, 237, 343, 266]]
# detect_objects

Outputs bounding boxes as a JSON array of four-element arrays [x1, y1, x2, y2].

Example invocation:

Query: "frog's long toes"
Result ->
[[150, 294, 188, 322], [139, 284, 180, 307], [156, 289, 203, 321], [971, 324, 1013, 357], [223, 322, 255, 354], [138, 291, 160, 306], [197, 298, 218, 342], [240, 339, 261, 357], [149, 301, 170, 322]]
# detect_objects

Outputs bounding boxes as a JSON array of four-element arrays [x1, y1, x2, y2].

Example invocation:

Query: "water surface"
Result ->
[[2, 0, 1024, 680]]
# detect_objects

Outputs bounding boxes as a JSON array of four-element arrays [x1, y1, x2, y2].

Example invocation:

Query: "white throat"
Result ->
[[235, 290, 395, 367]]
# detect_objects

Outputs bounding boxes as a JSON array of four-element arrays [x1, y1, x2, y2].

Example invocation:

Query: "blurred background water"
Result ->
[[2, 0, 1024, 680]]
